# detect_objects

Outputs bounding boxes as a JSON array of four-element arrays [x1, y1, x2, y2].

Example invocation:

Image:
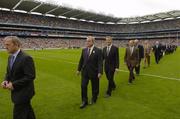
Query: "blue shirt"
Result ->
[[11, 49, 21, 63]]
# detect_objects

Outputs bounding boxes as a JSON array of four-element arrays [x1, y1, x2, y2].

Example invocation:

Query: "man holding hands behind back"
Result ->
[[77, 36, 103, 109], [1, 36, 36, 119]]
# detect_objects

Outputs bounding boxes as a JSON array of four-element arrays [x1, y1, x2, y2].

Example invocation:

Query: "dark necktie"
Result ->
[[107, 46, 110, 56], [86, 48, 90, 59]]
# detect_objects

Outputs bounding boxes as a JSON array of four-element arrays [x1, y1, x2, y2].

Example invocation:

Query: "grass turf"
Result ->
[[0, 48, 180, 119]]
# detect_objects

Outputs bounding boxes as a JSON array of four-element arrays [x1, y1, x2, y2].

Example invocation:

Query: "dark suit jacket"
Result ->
[[4, 50, 36, 104], [153, 45, 161, 56], [137, 45, 144, 59], [103, 45, 119, 72], [124, 47, 139, 67], [78, 46, 103, 78]]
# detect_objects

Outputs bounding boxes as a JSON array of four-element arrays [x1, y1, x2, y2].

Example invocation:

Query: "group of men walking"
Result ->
[[1, 35, 178, 119], [77, 36, 178, 109], [77, 36, 146, 109]]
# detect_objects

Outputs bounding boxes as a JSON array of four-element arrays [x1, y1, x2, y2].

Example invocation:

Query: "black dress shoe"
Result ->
[[112, 87, 116, 91], [89, 100, 96, 105], [80, 102, 88, 109], [104, 94, 111, 98]]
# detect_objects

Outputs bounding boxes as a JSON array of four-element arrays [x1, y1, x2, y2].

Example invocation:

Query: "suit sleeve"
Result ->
[[136, 48, 140, 64], [98, 49, 103, 74], [102, 48, 105, 60], [4, 56, 10, 81], [124, 48, 127, 63], [78, 49, 84, 71], [115, 47, 119, 69], [152, 46, 155, 52], [12, 56, 36, 90], [141, 46, 144, 58]]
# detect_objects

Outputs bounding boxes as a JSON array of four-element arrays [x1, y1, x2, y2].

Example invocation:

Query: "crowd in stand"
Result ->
[[0, 10, 179, 50], [1, 10, 180, 33], [0, 37, 178, 50]]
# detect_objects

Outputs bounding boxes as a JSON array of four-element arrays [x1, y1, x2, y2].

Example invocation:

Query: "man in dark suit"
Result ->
[[103, 36, 119, 97], [124, 40, 139, 83], [134, 39, 144, 75], [153, 41, 161, 64], [1, 36, 36, 119], [77, 36, 103, 109]]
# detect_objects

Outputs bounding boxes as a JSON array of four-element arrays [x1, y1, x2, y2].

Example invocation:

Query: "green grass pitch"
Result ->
[[0, 48, 180, 119]]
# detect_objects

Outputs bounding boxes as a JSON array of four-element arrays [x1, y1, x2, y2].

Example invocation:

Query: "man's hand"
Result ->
[[6, 82, 14, 90], [1, 81, 8, 89], [98, 73, 102, 79], [76, 71, 80, 76]]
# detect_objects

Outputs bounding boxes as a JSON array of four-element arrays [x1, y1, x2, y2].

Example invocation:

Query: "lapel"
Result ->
[[109, 45, 113, 56], [11, 50, 23, 72], [127, 47, 131, 56], [88, 47, 95, 59], [104, 46, 107, 56], [106, 45, 113, 57], [7, 56, 11, 72], [130, 47, 135, 56]]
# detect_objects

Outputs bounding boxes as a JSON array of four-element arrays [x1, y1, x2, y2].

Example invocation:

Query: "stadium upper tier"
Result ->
[[0, 0, 180, 24], [0, 10, 180, 34]]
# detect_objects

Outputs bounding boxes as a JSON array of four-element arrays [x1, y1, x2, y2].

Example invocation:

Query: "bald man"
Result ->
[[1, 36, 36, 119]]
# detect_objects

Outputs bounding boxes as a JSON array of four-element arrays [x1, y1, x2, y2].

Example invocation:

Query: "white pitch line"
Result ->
[[118, 69, 180, 81], [34, 56, 78, 65], [34, 56, 180, 81]]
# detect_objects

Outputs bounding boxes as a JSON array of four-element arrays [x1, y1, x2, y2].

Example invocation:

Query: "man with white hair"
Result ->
[[153, 41, 161, 64], [77, 36, 103, 109]]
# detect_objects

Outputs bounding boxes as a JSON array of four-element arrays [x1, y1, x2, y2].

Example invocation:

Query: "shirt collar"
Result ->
[[107, 44, 112, 48], [12, 49, 20, 58], [89, 45, 94, 50]]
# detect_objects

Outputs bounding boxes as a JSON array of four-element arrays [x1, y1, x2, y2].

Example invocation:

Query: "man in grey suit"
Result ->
[[77, 36, 103, 109], [1, 36, 36, 119]]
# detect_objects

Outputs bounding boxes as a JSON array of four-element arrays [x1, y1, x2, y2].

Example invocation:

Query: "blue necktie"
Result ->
[[10, 55, 15, 70]]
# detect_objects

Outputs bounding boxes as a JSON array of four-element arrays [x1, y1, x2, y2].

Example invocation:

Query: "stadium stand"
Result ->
[[0, 0, 179, 49]]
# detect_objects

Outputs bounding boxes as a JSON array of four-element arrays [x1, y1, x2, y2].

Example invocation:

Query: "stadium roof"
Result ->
[[0, 0, 180, 24]]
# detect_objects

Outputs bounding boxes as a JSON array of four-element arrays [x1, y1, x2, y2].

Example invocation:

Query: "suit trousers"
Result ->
[[155, 53, 160, 64], [135, 59, 141, 74], [105, 69, 115, 95], [81, 72, 99, 102], [13, 101, 35, 119], [127, 63, 135, 83]]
